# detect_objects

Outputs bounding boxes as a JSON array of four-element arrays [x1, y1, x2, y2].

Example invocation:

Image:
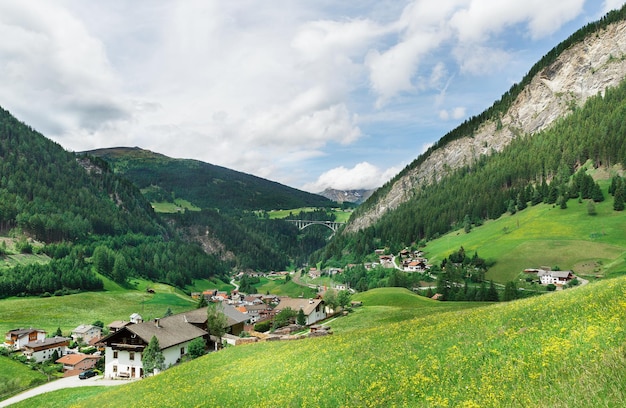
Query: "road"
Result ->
[[0, 375, 133, 407]]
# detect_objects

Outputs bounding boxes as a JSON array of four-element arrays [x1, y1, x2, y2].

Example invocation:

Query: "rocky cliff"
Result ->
[[346, 19, 626, 233]]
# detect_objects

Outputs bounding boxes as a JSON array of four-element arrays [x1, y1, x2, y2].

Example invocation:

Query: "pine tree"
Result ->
[[142, 335, 165, 376]]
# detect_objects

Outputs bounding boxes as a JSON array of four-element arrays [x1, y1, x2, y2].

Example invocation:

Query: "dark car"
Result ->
[[79, 370, 97, 380]]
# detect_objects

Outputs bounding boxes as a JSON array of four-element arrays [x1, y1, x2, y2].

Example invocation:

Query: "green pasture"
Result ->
[[149, 198, 200, 213], [0, 282, 196, 336], [254, 276, 317, 298], [423, 191, 626, 283], [24, 278, 626, 407], [265, 207, 352, 223], [0, 356, 48, 401], [8, 387, 110, 408], [184, 277, 234, 294]]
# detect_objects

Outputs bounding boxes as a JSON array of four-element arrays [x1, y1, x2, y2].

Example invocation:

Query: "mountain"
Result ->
[[82, 147, 334, 212], [347, 7, 626, 234], [316, 7, 626, 281], [0, 107, 230, 298], [318, 188, 374, 204]]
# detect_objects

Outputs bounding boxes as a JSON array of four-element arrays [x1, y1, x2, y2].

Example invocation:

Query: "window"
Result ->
[[113, 365, 117, 373], [113, 351, 118, 358], [180, 347, 185, 356], [129, 352, 135, 361]]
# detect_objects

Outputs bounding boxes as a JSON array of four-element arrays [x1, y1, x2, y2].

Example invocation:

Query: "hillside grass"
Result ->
[[19, 280, 626, 407], [423, 182, 626, 283], [266, 207, 352, 223], [254, 276, 317, 298], [0, 280, 196, 336], [149, 198, 201, 213], [0, 356, 48, 401]]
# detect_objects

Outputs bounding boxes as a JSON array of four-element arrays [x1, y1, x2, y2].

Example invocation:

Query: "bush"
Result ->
[[546, 284, 557, 292], [254, 321, 271, 332]]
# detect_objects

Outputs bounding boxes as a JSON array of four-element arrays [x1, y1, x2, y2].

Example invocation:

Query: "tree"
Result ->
[[337, 290, 352, 309], [187, 337, 206, 359], [486, 280, 499, 302], [206, 302, 227, 350], [142, 335, 165, 376], [323, 290, 338, 313], [463, 214, 472, 233], [163, 307, 173, 317], [273, 307, 296, 329], [587, 200, 597, 216], [296, 308, 306, 326], [54, 327, 62, 337], [197, 296, 208, 309], [503, 281, 518, 301]]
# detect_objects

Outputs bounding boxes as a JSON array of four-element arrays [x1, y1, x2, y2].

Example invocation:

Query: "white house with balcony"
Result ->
[[100, 314, 207, 379]]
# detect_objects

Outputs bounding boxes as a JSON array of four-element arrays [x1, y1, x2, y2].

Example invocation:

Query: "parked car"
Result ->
[[79, 370, 97, 379]]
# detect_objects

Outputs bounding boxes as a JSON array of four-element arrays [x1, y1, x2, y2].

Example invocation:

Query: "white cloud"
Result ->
[[302, 162, 401, 192], [0, 0, 602, 190], [449, 0, 585, 42], [602, 0, 626, 14]]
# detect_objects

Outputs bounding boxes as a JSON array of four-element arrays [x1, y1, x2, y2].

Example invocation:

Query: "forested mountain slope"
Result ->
[[347, 6, 626, 234], [0, 107, 230, 298], [83, 147, 333, 212]]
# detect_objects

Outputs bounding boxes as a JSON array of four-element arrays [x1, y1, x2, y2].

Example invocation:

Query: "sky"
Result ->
[[0, 1, 624, 193]]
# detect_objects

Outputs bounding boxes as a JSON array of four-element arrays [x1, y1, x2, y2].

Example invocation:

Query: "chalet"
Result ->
[[108, 320, 132, 333], [71, 324, 102, 344], [23, 336, 70, 361], [4, 328, 46, 350], [56, 353, 101, 377], [274, 298, 326, 326], [538, 270, 574, 285], [309, 268, 321, 279], [404, 259, 427, 272], [101, 315, 208, 379]]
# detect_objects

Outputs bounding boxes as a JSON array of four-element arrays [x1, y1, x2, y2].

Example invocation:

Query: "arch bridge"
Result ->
[[286, 219, 346, 233]]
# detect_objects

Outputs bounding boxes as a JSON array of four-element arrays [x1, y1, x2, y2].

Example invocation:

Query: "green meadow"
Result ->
[[10, 280, 626, 407], [149, 198, 201, 213], [0, 356, 48, 401], [254, 276, 317, 298], [0, 277, 196, 336], [422, 184, 626, 283], [265, 207, 352, 223]]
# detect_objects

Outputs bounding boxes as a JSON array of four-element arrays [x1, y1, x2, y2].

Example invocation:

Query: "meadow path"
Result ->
[[0, 375, 132, 407]]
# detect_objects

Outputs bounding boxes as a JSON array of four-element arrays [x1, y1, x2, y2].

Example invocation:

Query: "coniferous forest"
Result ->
[[319, 76, 626, 264]]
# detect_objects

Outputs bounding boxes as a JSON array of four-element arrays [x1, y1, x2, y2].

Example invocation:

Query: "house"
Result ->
[[130, 313, 143, 324], [108, 320, 132, 333], [274, 297, 326, 326], [181, 304, 249, 337], [538, 270, 574, 285], [56, 353, 101, 377], [23, 336, 70, 362], [71, 324, 102, 344], [101, 314, 208, 379], [4, 328, 47, 350]]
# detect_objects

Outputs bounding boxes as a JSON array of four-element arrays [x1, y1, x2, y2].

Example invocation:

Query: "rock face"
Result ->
[[318, 188, 374, 204], [346, 20, 626, 233]]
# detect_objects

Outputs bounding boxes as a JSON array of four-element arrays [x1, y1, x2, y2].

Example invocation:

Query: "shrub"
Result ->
[[254, 321, 271, 332]]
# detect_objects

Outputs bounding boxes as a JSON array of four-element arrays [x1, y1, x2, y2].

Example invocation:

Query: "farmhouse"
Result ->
[[23, 336, 70, 362], [101, 314, 208, 379], [56, 353, 101, 377], [4, 328, 46, 350], [537, 270, 574, 285], [71, 324, 102, 344], [274, 298, 326, 326]]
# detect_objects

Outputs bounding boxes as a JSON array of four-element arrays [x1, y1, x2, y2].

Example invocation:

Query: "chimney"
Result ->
[[155, 318, 160, 328]]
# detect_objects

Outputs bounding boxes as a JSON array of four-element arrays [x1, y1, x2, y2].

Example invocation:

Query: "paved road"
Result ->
[[0, 375, 133, 407]]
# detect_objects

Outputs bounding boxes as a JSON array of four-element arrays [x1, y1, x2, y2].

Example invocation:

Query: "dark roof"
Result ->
[[178, 304, 249, 327], [125, 315, 207, 350], [7, 328, 45, 336], [25, 336, 70, 348]]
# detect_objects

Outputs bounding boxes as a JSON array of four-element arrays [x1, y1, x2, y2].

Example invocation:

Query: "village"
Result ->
[[2, 248, 579, 382]]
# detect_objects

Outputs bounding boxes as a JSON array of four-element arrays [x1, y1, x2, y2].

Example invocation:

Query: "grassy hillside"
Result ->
[[12, 281, 626, 407], [0, 278, 196, 336], [421, 179, 626, 283], [0, 356, 48, 401]]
